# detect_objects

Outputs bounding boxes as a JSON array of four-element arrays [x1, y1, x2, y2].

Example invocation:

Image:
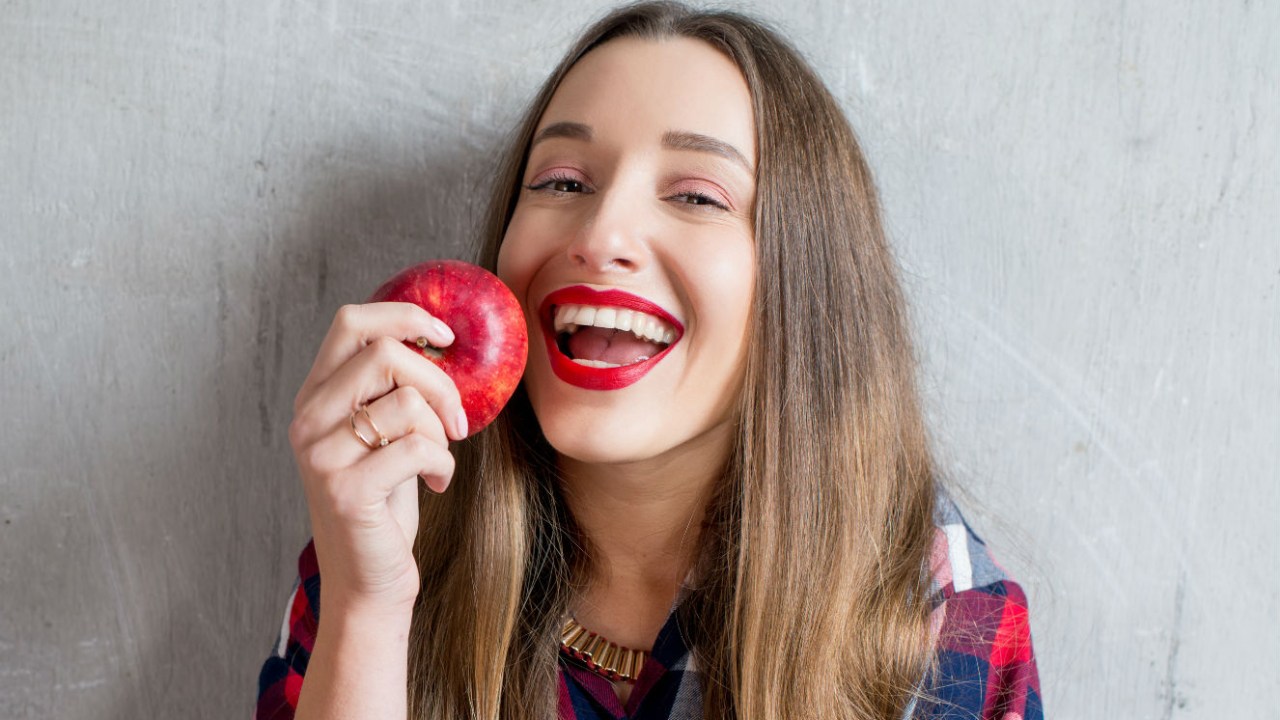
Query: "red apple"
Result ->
[[368, 260, 527, 437]]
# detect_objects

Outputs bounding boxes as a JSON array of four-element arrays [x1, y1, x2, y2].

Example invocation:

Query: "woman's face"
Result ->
[[497, 36, 756, 467]]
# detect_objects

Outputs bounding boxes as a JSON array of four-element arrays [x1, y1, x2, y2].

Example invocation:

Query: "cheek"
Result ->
[[495, 230, 521, 290], [497, 213, 555, 382], [702, 247, 755, 405], [702, 247, 755, 417], [693, 243, 756, 337], [496, 215, 540, 300]]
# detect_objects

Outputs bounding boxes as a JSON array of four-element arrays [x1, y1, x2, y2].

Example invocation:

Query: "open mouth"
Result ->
[[538, 286, 684, 391], [552, 303, 677, 368]]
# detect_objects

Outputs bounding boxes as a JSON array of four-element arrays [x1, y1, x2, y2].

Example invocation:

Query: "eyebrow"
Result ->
[[662, 130, 753, 174], [531, 121, 593, 146], [530, 122, 753, 174]]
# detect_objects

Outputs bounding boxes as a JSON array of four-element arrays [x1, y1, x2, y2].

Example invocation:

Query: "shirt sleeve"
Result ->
[[912, 579, 1044, 720], [255, 540, 321, 720]]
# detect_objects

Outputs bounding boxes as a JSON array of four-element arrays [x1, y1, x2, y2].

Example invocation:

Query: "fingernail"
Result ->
[[432, 318, 455, 344], [455, 409, 469, 440]]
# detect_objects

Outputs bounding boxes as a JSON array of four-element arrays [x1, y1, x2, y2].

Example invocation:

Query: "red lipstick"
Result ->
[[538, 286, 684, 391]]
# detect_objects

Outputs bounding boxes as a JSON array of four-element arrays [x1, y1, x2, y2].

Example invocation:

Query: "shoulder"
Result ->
[[912, 492, 1044, 719]]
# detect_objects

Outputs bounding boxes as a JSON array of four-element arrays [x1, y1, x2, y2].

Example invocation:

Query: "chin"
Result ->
[[528, 399, 668, 468]]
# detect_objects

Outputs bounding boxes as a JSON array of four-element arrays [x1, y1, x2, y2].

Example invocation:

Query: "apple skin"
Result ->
[[368, 260, 528, 438]]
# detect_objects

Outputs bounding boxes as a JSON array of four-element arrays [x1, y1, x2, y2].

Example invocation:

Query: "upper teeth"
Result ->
[[553, 304, 677, 345]]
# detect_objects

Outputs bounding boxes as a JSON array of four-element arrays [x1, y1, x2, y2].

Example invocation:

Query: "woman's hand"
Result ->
[[288, 302, 468, 615]]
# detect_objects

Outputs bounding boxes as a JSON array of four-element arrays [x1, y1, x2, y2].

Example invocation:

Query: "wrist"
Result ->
[[320, 590, 417, 633], [311, 595, 415, 679], [297, 594, 415, 719]]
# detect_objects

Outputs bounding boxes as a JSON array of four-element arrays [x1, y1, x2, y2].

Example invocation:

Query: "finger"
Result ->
[[297, 302, 455, 409], [385, 466, 421, 544], [302, 431, 454, 537], [297, 335, 468, 446], [366, 385, 449, 446], [318, 386, 448, 471], [348, 430, 457, 499]]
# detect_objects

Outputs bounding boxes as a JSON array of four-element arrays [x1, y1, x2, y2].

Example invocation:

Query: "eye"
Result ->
[[525, 173, 590, 195], [549, 179, 586, 193], [668, 191, 730, 211], [663, 178, 733, 211]]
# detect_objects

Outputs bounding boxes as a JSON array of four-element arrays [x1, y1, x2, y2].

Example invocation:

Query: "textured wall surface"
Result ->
[[2, 1, 1275, 717]]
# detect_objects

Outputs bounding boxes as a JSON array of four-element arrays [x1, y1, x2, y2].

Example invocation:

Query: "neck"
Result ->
[[557, 421, 731, 645]]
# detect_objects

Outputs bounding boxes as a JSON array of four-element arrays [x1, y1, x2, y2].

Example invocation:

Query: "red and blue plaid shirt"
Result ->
[[256, 493, 1042, 719]]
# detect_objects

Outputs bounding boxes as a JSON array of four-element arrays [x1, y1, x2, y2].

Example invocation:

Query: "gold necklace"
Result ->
[[559, 616, 648, 683]]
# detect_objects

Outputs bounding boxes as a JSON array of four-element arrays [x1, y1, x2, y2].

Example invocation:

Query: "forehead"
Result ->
[[539, 36, 756, 163]]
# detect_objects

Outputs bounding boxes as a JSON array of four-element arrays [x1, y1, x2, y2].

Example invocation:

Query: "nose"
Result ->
[[565, 186, 649, 274]]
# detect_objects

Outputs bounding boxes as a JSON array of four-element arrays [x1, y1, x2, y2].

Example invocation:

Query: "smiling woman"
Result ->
[[255, 3, 1042, 720], [499, 36, 756, 469]]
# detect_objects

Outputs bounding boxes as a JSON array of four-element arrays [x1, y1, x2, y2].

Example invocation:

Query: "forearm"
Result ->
[[294, 600, 414, 720]]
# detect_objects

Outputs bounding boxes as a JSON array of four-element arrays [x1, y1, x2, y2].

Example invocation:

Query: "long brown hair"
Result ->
[[407, 3, 938, 718]]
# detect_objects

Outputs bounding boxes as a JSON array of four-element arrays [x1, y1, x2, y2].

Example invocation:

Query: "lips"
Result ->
[[537, 286, 684, 391]]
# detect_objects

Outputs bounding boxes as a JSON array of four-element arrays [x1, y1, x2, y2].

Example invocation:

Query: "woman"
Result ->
[[256, 3, 1042, 719]]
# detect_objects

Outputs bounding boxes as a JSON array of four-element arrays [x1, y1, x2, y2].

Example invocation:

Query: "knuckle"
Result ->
[[334, 303, 362, 331], [400, 431, 432, 455], [370, 334, 403, 360], [287, 414, 309, 449], [313, 470, 340, 503], [297, 441, 332, 475], [324, 481, 361, 519], [392, 385, 428, 415], [311, 468, 364, 518]]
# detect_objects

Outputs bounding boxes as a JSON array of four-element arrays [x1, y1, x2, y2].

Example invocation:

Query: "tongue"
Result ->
[[568, 326, 666, 365]]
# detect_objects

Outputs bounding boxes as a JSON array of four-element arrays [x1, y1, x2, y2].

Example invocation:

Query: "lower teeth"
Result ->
[[569, 356, 653, 369], [571, 358, 621, 368]]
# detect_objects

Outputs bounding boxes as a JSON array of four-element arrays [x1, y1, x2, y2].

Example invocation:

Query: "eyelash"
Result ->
[[524, 174, 589, 195], [524, 173, 730, 211], [672, 192, 729, 210]]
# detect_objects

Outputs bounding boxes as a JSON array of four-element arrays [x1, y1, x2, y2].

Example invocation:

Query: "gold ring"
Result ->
[[350, 405, 389, 450]]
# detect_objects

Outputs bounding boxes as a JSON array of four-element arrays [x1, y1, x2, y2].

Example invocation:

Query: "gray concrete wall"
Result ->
[[2, 1, 1275, 717]]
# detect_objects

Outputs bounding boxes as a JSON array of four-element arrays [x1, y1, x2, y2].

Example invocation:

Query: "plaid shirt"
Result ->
[[256, 494, 1042, 719]]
